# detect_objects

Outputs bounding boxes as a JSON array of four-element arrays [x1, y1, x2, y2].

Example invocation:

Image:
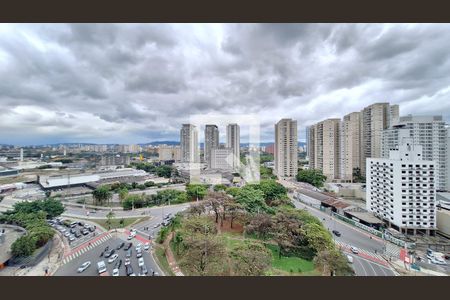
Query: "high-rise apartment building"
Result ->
[[366, 139, 436, 236], [382, 115, 449, 191], [180, 124, 199, 163], [305, 126, 310, 161], [226, 123, 240, 170], [204, 125, 219, 168], [309, 118, 340, 181], [211, 148, 234, 170], [360, 103, 399, 174], [159, 146, 181, 162], [274, 119, 298, 178], [340, 112, 361, 182]]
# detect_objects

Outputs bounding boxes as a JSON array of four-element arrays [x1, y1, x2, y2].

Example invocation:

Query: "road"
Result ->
[[54, 236, 161, 276], [55, 202, 190, 276]]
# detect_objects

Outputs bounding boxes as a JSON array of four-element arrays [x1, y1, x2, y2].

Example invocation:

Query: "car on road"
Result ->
[[127, 234, 134, 240], [108, 254, 119, 263], [97, 261, 107, 274], [126, 265, 134, 276], [153, 223, 160, 229], [125, 258, 131, 266], [144, 242, 150, 251], [104, 249, 115, 258], [114, 259, 122, 270], [126, 249, 132, 258], [82, 229, 89, 235], [116, 242, 125, 250], [77, 261, 91, 273], [136, 249, 142, 258], [138, 257, 144, 267], [140, 265, 148, 275], [112, 268, 119, 276], [135, 243, 142, 252], [124, 243, 132, 250], [346, 255, 354, 263], [332, 230, 341, 237], [350, 246, 359, 254]]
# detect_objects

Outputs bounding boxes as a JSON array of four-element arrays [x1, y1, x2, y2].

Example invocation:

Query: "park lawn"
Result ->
[[220, 232, 246, 249], [266, 244, 317, 275], [154, 245, 175, 276]]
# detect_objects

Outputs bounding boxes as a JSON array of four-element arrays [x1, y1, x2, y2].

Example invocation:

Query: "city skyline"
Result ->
[[2, 24, 450, 145]]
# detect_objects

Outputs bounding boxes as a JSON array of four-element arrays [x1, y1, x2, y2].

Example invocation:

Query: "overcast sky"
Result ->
[[1, 23, 450, 146]]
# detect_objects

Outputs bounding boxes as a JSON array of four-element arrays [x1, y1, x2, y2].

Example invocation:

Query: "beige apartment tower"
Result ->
[[274, 119, 298, 178], [180, 124, 199, 163], [310, 118, 340, 181], [340, 112, 361, 182], [226, 123, 240, 170], [360, 102, 399, 174]]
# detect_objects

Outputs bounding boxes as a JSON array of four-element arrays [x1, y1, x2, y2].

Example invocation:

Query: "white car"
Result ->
[[64, 232, 70, 237], [153, 223, 160, 229], [125, 258, 131, 266], [138, 257, 145, 267], [144, 242, 150, 251], [77, 261, 91, 273], [127, 235, 134, 240], [112, 268, 120, 276], [350, 247, 359, 254], [69, 235, 75, 242], [135, 243, 142, 251], [108, 254, 119, 263]]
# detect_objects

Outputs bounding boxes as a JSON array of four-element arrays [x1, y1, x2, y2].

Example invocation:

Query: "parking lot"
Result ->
[[53, 236, 160, 276], [50, 217, 101, 249]]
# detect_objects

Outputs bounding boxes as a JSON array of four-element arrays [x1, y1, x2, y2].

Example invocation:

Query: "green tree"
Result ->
[[235, 186, 274, 214], [303, 222, 334, 254], [92, 186, 112, 206], [230, 241, 272, 276], [213, 184, 227, 192], [186, 184, 208, 201], [11, 236, 36, 257], [106, 211, 115, 229], [314, 249, 354, 276], [352, 167, 365, 183], [225, 187, 241, 197], [256, 180, 288, 205], [153, 189, 188, 206], [296, 169, 327, 188], [156, 165, 173, 178], [40, 198, 64, 218], [119, 188, 129, 203]]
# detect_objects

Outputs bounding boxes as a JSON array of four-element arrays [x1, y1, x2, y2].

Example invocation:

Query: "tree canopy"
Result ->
[[296, 169, 327, 188]]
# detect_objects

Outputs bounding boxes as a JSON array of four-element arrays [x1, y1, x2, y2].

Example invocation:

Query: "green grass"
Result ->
[[266, 244, 317, 275], [154, 245, 175, 276], [87, 216, 150, 229]]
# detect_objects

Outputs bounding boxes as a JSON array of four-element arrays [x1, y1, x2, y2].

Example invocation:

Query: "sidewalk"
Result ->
[[15, 232, 66, 276], [163, 232, 184, 276]]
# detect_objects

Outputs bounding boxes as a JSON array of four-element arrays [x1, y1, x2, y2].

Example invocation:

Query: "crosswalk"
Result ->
[[334, 240, 387, 265], [62, 233, 112, 265], [385, 242, 401, 259]]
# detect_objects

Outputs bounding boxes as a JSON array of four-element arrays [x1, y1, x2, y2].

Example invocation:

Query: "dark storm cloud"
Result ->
[[1, 23, 450, 145]]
